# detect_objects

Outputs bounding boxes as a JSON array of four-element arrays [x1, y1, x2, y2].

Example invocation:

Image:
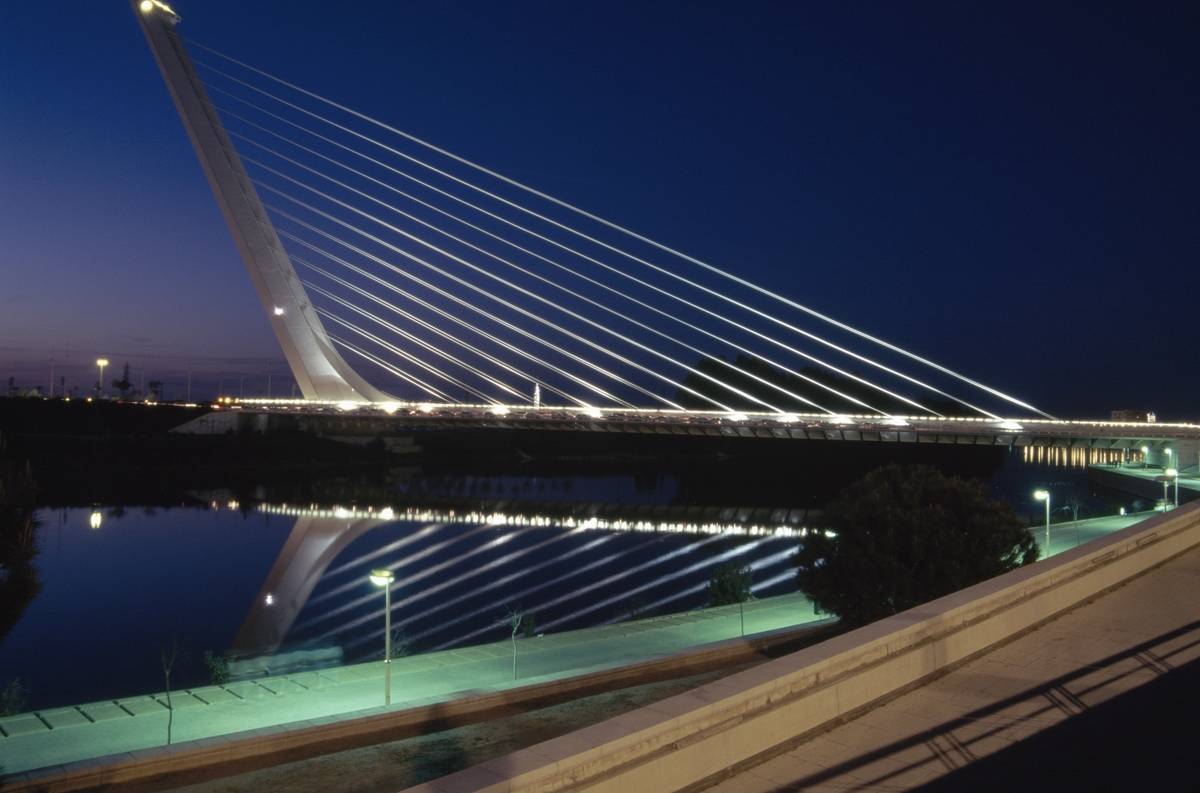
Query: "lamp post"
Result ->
[[1141, 446, 1150, 469], [1034, 489, 1051, 557], [1166, 468, 1179, 509], [368, 568, 395, 705], [95, 358, 109, 398], [1165, 448, 1173, 476]]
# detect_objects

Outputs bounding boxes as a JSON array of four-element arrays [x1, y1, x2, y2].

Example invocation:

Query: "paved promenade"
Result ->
[[0, 593, 818, 776], [707, 530, 1200, 792], [1099, 463, 1200, 494]]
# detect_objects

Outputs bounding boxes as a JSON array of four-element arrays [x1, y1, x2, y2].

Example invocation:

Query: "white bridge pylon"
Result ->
[[133, 0, 384, 402], [134, 1, 1050, 419]]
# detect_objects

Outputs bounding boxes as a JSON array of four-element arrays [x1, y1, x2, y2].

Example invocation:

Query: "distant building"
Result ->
[[1111, 409, 1156, 423]]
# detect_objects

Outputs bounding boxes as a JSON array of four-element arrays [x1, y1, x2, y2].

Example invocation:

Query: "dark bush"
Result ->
[[795, 464, 1038, 627]]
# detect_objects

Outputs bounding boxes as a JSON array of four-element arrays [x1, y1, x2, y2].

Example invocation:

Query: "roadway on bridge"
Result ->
[[0, 511, 1155, 779]]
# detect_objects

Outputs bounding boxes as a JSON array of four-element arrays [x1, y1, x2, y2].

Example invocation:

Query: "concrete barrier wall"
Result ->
[[413, 503, 1200, 793]]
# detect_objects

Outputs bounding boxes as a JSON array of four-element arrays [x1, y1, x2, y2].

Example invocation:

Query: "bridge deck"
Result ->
[[192, 399, 1200, 449]]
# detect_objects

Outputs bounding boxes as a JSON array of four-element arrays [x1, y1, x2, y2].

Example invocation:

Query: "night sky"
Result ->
[[1, 1, 1197, 417]]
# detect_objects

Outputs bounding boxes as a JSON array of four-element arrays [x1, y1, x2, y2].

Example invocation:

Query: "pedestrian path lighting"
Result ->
[[1034, 490, 1051, 556], [95, 358, 109, 398], [369, 568, 395, 705], [1166, 468, 1179, 509]]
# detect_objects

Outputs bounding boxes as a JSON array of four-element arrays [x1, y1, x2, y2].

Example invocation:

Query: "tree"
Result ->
[[507, 606, 524, 680], [707, 562, 753, 636], [707, 562, 753, 606], [160, 639, 181, 745], [794, 464, 1039, 627]]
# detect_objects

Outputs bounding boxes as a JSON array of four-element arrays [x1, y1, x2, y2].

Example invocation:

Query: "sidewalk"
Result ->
[[1092, 463, 1200, 494], [0, 593, 818, 775], [706, 527, 1200, 792]]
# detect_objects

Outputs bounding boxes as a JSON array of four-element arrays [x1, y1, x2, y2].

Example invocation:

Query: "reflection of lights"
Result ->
[[265, 593, 275, 606], [89, 511, 102, 530], [251, 502, 809, 538]]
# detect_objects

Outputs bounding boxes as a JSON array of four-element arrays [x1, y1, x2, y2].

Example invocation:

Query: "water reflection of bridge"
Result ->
[[233, 499, 809, 658]]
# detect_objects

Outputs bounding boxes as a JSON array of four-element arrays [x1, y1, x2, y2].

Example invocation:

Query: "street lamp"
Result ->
[[95, 358, 109, 398], [1034, 489, 1051, 557], [368, 568, 395, 705], [89, 510, 102, 530], [1166, 468, 1179, 509]]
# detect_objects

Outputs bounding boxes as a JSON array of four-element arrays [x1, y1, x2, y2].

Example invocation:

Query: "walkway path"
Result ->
[[1096, 463, 1200, 495], [706, 527, 1200, 792], [0, 593, 817, 776]]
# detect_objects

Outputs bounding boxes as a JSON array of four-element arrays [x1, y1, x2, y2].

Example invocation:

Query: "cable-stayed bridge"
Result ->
[[133, 2, 1199, 464]]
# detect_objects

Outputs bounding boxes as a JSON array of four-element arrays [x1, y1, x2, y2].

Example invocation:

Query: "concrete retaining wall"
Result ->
[[412, 503, 1200, 793]]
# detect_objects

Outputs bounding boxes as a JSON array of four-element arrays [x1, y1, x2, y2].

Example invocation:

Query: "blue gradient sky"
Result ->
[[1, 1, 1197, 416]]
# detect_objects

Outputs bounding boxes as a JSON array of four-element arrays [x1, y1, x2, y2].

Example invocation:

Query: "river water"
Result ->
[[0, 448, 1150, 711]]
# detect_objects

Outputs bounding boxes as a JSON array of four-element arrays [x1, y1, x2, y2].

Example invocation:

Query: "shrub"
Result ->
[[795, 464, 1038, 627]]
